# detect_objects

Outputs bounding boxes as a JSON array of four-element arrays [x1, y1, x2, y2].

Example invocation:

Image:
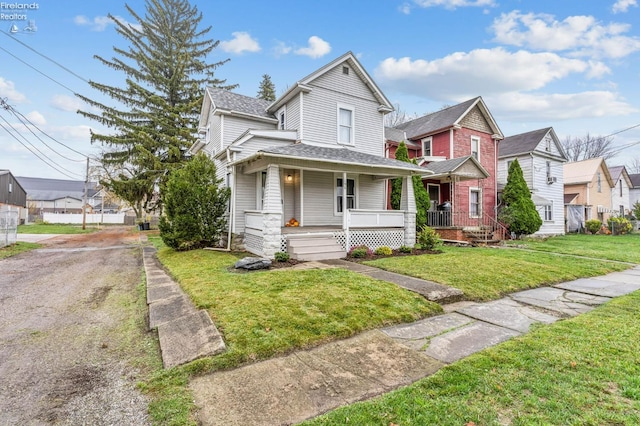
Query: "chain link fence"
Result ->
[[1, 208, 19, 248]]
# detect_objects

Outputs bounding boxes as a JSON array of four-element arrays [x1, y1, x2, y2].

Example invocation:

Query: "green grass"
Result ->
[[0, 242, 41, 259], [364, 245, 629, 301], [303, 290, 640, 425], [17, 223, 99, 234], [504, 233, 640, 263], [152, 242, 441, 372]]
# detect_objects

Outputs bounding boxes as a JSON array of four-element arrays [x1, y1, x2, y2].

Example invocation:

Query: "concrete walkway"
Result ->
[[189, 266, 640, 426], [142, 246, 226, 368]]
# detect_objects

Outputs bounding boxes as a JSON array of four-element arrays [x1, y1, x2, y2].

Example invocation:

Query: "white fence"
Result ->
[[42, 212, 126, 224], [1, 209, 19, 248]]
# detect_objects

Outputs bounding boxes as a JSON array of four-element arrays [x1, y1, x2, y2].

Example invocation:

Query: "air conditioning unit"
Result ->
[[547, 176, 557, 184]]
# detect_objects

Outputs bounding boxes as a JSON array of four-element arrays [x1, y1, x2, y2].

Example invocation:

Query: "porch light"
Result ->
[[286, 174, 293, 182]]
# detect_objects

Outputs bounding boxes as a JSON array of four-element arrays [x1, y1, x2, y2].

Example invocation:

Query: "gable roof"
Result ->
[[608, 165, 632, 186], [424, 155, 490, 180], [15, 176, 98, 201], [563, 158, 614, 186], [629, 173, 640, 188], [393, 97, 503, 140], [499, 127, 567, 160], [268, 51, 394, 114]]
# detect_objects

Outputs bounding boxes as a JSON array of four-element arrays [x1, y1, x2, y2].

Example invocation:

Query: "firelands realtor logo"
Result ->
[[1, 2, 39, 34]]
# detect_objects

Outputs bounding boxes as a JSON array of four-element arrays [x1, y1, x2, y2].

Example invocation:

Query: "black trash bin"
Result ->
[[143, 222, 150, 231]]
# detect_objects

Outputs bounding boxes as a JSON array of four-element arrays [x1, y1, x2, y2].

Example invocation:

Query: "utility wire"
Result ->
[[0, 44, 77, 95], [2, 100, 87, 161], [0, 116, 83, 179], [0, 29, 90, 84]]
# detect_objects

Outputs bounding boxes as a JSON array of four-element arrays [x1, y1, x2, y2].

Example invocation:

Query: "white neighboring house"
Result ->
[[190, 52, 428, 260], [608, 165, 633, 217], [629, 174, 640, 212], [498, 127, 568, 235]]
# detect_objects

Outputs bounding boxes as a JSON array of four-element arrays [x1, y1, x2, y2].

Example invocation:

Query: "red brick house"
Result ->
[[386, 97, 505, 242]]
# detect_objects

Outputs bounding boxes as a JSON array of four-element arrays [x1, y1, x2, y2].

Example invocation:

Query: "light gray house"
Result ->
[[608, 165, 633, 217], [190, 52, 427, 260], [498, 127, 568, 236]]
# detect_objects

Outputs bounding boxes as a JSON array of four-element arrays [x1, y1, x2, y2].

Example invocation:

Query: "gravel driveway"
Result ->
[[0, 228, 151, 425]]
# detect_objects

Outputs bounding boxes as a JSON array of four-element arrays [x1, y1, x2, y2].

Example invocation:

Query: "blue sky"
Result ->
[[1, 0, 640, 179]]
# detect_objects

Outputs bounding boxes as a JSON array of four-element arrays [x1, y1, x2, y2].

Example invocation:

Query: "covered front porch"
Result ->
[[421, 156, 507, 242], [233, 144, 427, 259]]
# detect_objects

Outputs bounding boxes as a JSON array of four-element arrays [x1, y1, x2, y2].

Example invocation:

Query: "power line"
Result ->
[[2, 100, 87, 161], [0, 29, 90, 85], [0, 115, 83, 179]]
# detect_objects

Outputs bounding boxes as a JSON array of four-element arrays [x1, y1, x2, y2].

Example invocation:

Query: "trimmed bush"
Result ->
[[374, 246, 393, 256], [348, 245, 371, 258], [399, 245, 413, 253], [585, 219, 602, 234], [417, 226, 442, 250]]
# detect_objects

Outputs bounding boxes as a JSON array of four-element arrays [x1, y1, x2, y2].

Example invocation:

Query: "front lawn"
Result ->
[[504, 233, 640, 263], [17, 223, 99, 234], [364, 245, 629, 301], [304, 290, 640, 425]]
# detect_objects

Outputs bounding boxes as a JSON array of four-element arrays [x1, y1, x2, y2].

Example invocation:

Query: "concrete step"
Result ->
[[287, 237, 339, 248], [294, 250, 346, 261], [287, 236, 346, 261]]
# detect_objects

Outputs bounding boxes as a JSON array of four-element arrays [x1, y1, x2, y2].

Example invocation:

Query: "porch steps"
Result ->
[[463, 227, 500, 246], [287, 235, 346, 261]]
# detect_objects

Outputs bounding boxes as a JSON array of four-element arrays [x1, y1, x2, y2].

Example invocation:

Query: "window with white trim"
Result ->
[[422, 137, 432, 157], [338, 105, 354, 145], [545, 136, 552, 152], [544, 204, 553, 221], [279, 110, 285, 130], [257, 171, 267, 210], [336, 177, 356, 213], [470, 188, 481, 217], [471, 136, 480, 161], [597, 172, 602, 192]]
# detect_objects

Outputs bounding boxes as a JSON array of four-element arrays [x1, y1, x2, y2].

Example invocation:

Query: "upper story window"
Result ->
[[546, 161, 551, 179], [421, 137, 432, 157], [620, 180, 623, 196], [545, 136, 552, 152], [338, 104, 354, 145], [597, 172, 602, 192], [278, 109, 285, 130], [471, 136, 480, 161], [8, 182, 12, 193]]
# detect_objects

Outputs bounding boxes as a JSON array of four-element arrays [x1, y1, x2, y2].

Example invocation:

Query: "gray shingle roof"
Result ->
[[394, 97, 479, 139], [257, 144, 428, 173], [499, 128, 551, 157], [629, 173, 640, 188], [425, 156, 473, 175], [608, 165, 625, 183], [207, 87, 273, 119], [16, 176, 98, 201]]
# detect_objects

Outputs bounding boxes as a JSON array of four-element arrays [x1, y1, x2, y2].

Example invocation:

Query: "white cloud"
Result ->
[[0, 77, 27, 103], [491, 11, 640, 59], [50, 95, 82, 112], [25, 111, 46, 126], [74, 15, 141, 32], [220, 32, 261, 54], [295, 36, 331, 59], [612, 0, 638, 13], [487, 91, 638, 121], [412, 0, 496, 9], [273, 41, 292, 57], [375, 48, 599, 100]]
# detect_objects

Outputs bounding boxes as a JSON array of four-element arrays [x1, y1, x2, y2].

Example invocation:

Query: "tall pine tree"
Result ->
[[498, 158, 542, 237], [78, 0, 235, 217], [257, 74, 276, 101]]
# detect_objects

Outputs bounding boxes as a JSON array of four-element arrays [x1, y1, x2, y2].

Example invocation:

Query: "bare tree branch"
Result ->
[[562, 133, 616, 162]]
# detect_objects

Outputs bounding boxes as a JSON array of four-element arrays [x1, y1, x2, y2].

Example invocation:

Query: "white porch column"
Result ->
[[400, 175, 417, 246], [342, 172, 350, 250], [262, 164, 282, 258]]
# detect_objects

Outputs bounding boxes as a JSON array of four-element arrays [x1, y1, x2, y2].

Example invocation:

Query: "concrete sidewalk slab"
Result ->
[[190, 330, 444, 426], [148, 294, 198, 329], [147, 284, 183, 304], [510, 287, 610, 317], [456, 298, 560, 333], [555, 278, 640, 297], [423, 322, 521, 363], [382, 313, 475, 351], [321, 259, 463, 303], [592, 271, 640, 284], [158, 310, 226, 368]]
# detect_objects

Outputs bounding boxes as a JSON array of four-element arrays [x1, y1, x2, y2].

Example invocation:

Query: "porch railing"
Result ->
[[427, 210, 509, 241], [347, 209, 404, 228]]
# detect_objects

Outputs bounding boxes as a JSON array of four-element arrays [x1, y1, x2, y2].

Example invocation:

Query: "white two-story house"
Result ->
[[498, 127, 568, 235], [190, 52, 428, 260], [608, 165, 632, 218]]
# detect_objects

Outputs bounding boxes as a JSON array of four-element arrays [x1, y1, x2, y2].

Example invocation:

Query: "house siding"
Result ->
[[224, 115, 275, 148], [531, 155, 565, 235], [302, 170, 342, 226], [358, 175, 385, 210], [302, 66, 384, 156], [0, 172, 27, 208], [234, 171, 257, 233], [459, 106, 493, 134], [286, 94, 301, 137], [611, 175, 631, 216]]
